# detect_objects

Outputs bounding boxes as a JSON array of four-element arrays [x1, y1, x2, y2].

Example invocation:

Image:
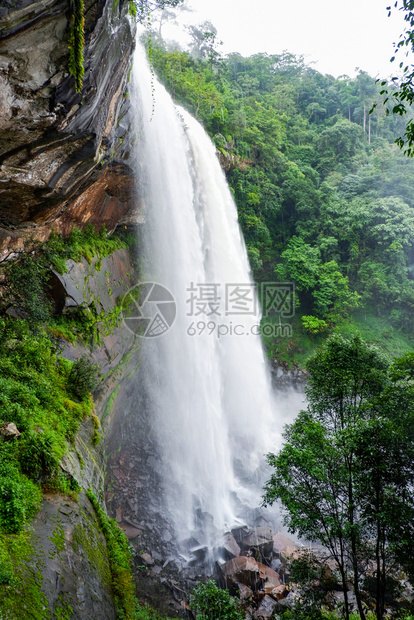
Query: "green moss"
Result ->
[[2, 226, 130, 338], [133, 603, 174, 619], [47, 225, 128, 273], [0, 444, 43, 534], [68, 0, 85, 93], [49, 522, 66, 557], [50, 294, 127, 349], [0, 231, 139, 615], [54, 596, 74, 620], [103, 384, 121, 423], [72, 517, 112, 590], [43, 473, 81, 500], [87, 489, 135, 619], [0, 529, 50, 619]]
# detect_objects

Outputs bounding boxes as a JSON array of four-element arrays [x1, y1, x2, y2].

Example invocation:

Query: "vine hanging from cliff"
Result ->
[[68, 0, 85, 93]]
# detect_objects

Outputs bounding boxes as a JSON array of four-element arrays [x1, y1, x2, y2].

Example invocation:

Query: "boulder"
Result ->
[[241, 526, 274, 563], [257, 562, 281, 588], [253, 595, 277, 619], [189, 545, 208, 564], [231, 524, 250, 543], [119, 523, 142, 540], [266, 584, 289, 601], [219, 556, 263, 590], [217, 532, 241, 560], [281, 545, 301, 565], [140, 553, 154, 567], [238, 583, 254, 602], [273, 531, 298, 556], [273, 590, 298, 613], [0, 422, 20, 439], [219, 556, 282, 596]]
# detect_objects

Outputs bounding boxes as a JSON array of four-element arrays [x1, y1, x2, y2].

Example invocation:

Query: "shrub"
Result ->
[[42, 473, 81, 499], [301, 315, 328, 334], [133, 602, 173, 619], [6, 252, 51, 325], [0, 549, 13, 585], [19, 430, 62, 479], [68, 357, 99, 400], [0, 459, 42, 534], [190, 580, 244, 620]]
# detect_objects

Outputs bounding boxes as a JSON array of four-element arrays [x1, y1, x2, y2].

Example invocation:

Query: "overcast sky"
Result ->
[[160, 0, 413, 79]]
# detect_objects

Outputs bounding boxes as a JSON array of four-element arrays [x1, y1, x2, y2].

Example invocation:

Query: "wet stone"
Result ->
[[254, 595, 277, 619], [140, 553, 154, 566], [217, 532, 241, 561]]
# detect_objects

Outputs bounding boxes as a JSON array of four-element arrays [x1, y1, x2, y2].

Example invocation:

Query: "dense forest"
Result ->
[[145, 27, 414, 363]]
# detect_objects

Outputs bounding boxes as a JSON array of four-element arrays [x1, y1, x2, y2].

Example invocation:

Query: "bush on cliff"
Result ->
[[190, 579, 244, 620]]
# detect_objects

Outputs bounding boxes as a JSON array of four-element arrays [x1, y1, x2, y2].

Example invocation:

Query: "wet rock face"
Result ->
[[2, 249, 140, 618], [49, 247, 134, 314], [0, 0, 137, 250], [31, 493, 117, 619], [270, 360, 308, 390], [56, 248, 139, 492]]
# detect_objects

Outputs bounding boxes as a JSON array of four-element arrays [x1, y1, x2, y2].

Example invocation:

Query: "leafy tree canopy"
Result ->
[[147, 29, 414, 360], [263, 334, 414, 620]]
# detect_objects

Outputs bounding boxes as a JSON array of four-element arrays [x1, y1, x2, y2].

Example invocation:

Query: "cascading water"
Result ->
[[128, 43, 297, 549]]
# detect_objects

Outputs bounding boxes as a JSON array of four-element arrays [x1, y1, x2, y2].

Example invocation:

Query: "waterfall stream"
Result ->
[[128, 44, 298, 548]]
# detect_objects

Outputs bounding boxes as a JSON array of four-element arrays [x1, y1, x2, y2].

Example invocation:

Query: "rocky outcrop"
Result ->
[[214, 528, 296, 618], [0, 421, 21, 439], [55, 248, 139, 492], [217, 149, 252, 174], [0, 248, 140, 619], [31, 492, 117, 619], [0, 0, 140, 254], [270, 359, 308, 390], [49, 247, 133, 313]]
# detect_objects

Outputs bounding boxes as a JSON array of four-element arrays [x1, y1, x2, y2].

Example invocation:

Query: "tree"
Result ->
[[263, 334, 414, 620], [186, 21, 223, 67], [131, 0, 183, 22], [380, 1, 414, 155]]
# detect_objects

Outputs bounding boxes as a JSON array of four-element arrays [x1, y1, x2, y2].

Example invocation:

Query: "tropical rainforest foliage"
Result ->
[[264, 335, 414, 620], [145, 30, 414, 361]]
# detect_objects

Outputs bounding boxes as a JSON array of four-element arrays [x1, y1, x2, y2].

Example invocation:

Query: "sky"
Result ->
[[160, 0, 413, 79]]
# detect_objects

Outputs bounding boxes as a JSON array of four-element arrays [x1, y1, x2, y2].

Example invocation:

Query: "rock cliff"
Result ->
[[0, 1, 145, 617], [0, 244, 141, 619], [0, 0, 141, 258]]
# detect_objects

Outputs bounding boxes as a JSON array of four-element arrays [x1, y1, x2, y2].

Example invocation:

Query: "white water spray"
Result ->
[[130, 44, 292, 543]]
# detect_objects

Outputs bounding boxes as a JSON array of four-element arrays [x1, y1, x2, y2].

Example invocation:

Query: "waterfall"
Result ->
[[128, 43, 295, 546]]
